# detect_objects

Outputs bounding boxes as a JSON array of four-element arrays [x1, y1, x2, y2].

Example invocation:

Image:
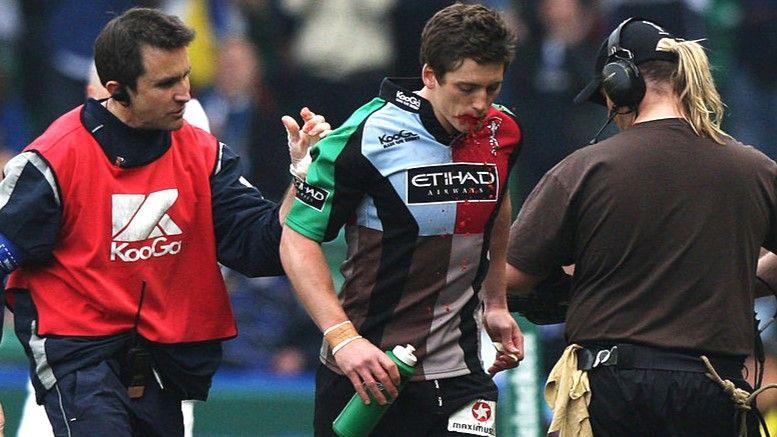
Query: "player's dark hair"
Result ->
[[420, 3, 515, 81], [94, 8, 194, 92]]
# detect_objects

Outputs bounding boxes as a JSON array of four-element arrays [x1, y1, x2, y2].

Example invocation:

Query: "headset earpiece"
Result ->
[[601, 59, 645, 108], [111, 85, 130, 105], [601, 17, 646, 109]]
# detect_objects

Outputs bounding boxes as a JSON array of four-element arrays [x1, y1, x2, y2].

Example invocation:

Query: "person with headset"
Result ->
[[0, 8, 329, 436], [506, 18, 777, 435]]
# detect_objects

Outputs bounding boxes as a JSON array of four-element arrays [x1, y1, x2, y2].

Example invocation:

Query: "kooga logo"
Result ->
[[395, 91, 421, 110], [110, 189, 183, 262], [407, 163, 498, 204], [378, 129, 420, 148]]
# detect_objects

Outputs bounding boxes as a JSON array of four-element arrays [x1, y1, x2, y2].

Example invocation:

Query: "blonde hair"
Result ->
[[654, 38, 731, 144]]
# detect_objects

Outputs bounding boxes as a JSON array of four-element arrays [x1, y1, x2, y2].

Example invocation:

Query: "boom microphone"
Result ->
[[588, 108, 619, 145]]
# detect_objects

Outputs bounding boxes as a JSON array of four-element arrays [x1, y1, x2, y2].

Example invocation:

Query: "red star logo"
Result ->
[[471, 401, 492, 422]]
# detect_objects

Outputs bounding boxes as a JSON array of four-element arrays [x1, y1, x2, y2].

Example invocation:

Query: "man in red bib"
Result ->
[[0, 7, 328, 437]]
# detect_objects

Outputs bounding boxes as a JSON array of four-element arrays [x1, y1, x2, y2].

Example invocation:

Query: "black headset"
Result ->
[[601, 17, 646, 109], [111, 84, 131, 105]]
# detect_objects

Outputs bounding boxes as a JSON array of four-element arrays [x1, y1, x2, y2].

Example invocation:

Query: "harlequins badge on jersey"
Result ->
[[487, 118, 502, 156]]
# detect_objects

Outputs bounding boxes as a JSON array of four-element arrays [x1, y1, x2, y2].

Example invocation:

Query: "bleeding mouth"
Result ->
[[454, 114, 483, 132]]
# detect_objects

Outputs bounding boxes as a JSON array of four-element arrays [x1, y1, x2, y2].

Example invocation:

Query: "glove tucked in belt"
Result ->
[[508, 265, 571, 325]]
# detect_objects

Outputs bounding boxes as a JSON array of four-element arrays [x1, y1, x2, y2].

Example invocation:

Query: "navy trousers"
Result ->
[[42, 360, 183, 437]]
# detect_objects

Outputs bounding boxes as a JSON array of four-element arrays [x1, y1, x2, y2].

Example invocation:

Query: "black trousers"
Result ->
[[314, 364, 498, 437], [587, 366, 758, 437]]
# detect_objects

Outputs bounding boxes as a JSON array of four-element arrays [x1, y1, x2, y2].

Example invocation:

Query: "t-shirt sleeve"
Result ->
[[285, 102, 384, 242], [507, 170, 575, 276]]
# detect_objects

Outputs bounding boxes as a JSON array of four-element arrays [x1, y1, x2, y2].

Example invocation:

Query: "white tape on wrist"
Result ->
[[289, 152, 312, 179], [323, 320, 352, 336], [331, 336, 363, 355]]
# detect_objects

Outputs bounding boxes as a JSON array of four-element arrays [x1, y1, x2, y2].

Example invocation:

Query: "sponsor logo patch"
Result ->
[[111, 189, 183, 262], [447, 399, 496, 436], [378, 129, 420, 148], [406, 163, 498, 204], [395, 91, 421, 110], [294, 178, 329, 211]]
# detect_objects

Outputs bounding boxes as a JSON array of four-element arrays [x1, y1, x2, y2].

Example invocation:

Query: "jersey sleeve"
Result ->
[[211, 143, 284, 277], [0, 151, 62, 264], [285, 99, 385, 242]]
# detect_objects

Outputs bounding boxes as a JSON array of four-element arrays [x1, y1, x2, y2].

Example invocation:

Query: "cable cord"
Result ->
[[701, 355, 777, 437]]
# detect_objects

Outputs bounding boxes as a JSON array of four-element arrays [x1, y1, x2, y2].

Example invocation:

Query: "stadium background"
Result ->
[[0, 0, 775, 435]]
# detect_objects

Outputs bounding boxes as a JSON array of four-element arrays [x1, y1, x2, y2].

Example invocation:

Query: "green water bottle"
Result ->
[[332, 344, 418, 437]]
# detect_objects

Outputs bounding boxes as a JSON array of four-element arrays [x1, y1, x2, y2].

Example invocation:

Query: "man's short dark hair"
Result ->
[[420, 3, 515, 80], [94, 8, 195, 91]]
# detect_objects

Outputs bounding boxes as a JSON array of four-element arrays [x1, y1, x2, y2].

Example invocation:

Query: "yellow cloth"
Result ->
[[762, 408, 777, 437], [185, 0, 216, 89], [544, 344, 593, 437]]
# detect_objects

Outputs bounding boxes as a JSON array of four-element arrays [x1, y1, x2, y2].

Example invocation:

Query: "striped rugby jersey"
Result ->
[[286, 78, 522, 380]]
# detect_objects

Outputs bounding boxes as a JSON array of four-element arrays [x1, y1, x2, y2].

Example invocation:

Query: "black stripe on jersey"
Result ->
[[361, 177, 420, 345], [332, 122, 420, 345], [458, 287, 484, 374], [322, 103, 387, 241]]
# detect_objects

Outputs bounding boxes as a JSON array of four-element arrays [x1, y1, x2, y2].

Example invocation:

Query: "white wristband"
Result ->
[[331, 335, 363, 356]]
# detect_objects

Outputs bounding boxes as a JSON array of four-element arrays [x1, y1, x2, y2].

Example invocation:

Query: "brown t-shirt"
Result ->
[[508, 118, 777, 356]]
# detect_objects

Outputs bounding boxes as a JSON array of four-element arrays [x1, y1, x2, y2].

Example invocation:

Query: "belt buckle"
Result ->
[[592, 346, 618, 368]]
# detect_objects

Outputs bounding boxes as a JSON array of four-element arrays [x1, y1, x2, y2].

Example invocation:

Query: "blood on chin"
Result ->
[[454, 114, 484, 134]]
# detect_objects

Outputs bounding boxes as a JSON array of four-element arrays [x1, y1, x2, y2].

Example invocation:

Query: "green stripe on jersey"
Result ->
[[285, 98, 386, 242], [492, 103, 516, 118]]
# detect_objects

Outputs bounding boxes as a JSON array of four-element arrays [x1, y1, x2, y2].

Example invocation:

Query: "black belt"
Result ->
[[576, 343, 744, 379]]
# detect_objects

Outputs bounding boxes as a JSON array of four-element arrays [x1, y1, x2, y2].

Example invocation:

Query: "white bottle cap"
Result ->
[[392, 344, 417, 366]]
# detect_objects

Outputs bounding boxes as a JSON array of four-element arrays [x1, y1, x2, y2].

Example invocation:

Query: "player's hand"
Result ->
[[484, 306, 524, 375], [281, 107, 331, 179], [332, 338, 401, 405]]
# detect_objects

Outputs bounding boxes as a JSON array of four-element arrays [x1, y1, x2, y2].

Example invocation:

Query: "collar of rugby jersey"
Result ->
[[80, 98, 172, 168], [379, 77, 458, 146]]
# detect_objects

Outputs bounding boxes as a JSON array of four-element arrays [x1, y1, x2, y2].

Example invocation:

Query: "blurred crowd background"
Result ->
[[0, 0, 776, 434]]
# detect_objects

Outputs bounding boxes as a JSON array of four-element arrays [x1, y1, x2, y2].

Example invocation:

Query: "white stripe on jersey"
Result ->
[[1, 151, 60, 208]]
